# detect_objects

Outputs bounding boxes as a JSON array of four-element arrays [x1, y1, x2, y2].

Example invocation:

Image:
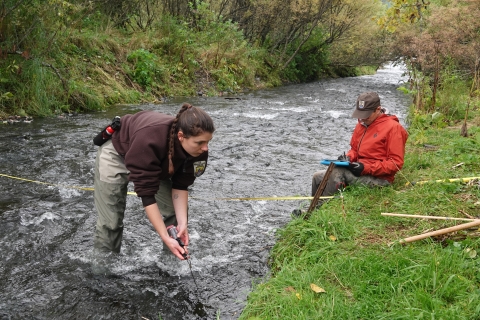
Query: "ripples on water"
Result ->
[[0, 63, 409, 319]]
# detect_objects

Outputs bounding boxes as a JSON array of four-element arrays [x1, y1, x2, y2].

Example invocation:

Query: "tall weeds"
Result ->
[[0, 0, 387, 117]]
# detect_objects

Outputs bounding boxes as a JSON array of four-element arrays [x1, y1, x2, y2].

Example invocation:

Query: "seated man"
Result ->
[[311, 91, 408, 200]]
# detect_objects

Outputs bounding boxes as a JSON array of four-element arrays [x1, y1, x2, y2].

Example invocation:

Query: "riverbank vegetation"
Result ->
[[0, 0, 386, 118], [1, 1, 478, 123]]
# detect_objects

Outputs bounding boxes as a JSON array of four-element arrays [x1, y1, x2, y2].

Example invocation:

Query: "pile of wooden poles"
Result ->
[[381, 212, 480, 245]]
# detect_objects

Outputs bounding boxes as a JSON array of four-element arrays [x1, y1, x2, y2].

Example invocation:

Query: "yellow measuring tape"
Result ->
[[0, 173, 329, 201], [0, 173, 98, 191]]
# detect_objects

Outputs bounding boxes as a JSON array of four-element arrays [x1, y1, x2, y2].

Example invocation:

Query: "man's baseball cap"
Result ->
[[351, 92, 381, 119]]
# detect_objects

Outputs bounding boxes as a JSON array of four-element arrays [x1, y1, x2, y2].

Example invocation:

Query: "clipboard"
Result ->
[[320, 159, 350, 167]]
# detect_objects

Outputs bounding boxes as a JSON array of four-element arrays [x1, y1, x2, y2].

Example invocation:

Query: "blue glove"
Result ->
[[348, 162, 364, 176]]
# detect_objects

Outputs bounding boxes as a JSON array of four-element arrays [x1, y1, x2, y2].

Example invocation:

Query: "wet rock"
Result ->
[[4, 115, 34, 124]]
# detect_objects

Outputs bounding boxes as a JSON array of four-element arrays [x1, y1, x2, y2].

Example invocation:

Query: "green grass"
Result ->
[[239, 114, 480, 319]]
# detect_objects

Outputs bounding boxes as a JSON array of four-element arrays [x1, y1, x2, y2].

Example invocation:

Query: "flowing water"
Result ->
[[0, 64, 409, 320]]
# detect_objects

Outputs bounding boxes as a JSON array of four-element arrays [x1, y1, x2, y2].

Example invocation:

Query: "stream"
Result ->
[[0, 63, 409, 320]]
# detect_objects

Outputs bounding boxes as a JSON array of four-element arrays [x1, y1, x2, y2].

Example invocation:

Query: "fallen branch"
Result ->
[[394, 220, 480, 245], [42, 62, 68, 92], [460, 209, 476, 220]]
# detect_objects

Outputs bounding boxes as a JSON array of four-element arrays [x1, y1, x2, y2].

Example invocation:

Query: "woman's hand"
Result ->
[[164, 236, 188, 260], [176, 224, 190, 248], [143, 203, 189, 260]]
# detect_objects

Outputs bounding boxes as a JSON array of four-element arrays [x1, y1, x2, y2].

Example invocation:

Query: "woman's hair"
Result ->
[[168, 103, 215, 174]]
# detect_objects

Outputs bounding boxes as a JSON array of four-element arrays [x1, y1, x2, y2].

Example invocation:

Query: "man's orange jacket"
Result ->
[[346, 114, 408, 183]]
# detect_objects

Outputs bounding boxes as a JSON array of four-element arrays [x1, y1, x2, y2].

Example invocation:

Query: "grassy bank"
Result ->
[[0, 21, 373, 120], [0, 18, 270, 119], [0, 1, 386, 119], [239, 108, 480, 319]]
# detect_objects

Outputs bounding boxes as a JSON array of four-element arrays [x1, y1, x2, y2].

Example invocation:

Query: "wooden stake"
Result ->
[[396, 220, 480, 244], [381, 212, 476, 222], [305, 162, 335, 219], [460, 99, 470, 137]]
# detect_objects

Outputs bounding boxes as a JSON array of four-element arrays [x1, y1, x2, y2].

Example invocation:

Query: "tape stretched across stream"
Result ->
[[0, 63, 409, 319]]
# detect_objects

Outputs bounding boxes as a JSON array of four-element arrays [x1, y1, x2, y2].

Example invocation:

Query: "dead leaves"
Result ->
[[310, 283, 326, 293], [465, 247, 477, 259], [283, 283, 326, 300], [284, 286, 295, 293]]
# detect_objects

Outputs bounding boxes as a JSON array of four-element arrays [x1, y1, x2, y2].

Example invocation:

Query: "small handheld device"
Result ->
[[166, 225, 186, 248], [166, 225, 200, 290]]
